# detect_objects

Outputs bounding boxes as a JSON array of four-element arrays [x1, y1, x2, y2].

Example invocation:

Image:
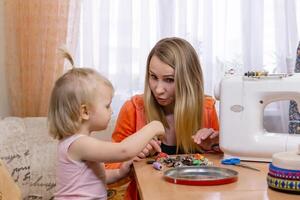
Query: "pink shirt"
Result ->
[[55, 134, 107, 200]]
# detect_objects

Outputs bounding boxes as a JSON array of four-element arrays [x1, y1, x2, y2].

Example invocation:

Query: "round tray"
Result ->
[[164, 166, 238, 186]]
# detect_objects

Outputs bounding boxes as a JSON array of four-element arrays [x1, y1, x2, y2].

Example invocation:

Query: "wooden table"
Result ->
[[133, 154, 298, 200]]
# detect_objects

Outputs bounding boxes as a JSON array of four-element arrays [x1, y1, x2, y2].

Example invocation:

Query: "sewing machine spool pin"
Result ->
[[244, 71, 293, 79]]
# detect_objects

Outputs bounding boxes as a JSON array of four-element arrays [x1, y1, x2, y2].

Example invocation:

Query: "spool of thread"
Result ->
[[272, 151, 300, 170], [267, 146, 300, 194], [152, 162, 163, 170]]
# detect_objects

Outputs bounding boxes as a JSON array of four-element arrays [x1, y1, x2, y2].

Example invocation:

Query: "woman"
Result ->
[[108, 37, 220, 200]]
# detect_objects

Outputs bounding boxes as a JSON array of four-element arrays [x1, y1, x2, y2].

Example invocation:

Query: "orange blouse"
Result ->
[[106, 94, 219, 200], [112, 94, 219, 142]]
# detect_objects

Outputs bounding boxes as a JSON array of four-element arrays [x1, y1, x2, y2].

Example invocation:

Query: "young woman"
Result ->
[[107, 37, 220, 200]]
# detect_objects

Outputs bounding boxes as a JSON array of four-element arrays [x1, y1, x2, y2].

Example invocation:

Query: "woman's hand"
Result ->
[[134, 139, 161, 160], [192, 128, 219, 151]]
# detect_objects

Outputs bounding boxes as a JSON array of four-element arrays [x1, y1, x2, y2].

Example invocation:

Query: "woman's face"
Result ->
[[148, 55, 175, 108]]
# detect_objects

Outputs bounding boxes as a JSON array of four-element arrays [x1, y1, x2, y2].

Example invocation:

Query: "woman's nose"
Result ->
[[155, 81, 165, 94]]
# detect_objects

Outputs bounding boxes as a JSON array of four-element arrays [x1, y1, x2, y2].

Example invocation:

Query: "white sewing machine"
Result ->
[[215, 72, 300, 161]]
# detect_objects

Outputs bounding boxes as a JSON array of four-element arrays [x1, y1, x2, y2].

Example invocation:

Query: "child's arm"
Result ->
[[69, 120, 165, 163], [105, 160, 132, 184]]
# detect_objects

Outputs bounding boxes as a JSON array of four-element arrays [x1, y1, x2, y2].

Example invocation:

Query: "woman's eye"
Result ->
[[150, 74, 157, 80], [165, 78, 174, 83]]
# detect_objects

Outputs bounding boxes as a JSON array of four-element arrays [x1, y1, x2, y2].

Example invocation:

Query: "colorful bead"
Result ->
[[194, 153, 204, 160], [156, 152, 168, 159], [192, 160, 201, 165], [153, 162, 163, 170]]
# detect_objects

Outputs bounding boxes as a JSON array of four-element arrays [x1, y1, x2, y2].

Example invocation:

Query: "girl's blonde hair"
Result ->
[[48, 50, 113, 140], [144, 37, 204, 153]]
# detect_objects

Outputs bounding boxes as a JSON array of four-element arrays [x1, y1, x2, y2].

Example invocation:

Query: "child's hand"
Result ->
[[119, 160, 133, 178], [192, 128, 219, 151], [136, 139, 161, 159], [132, 121, 164, 160]]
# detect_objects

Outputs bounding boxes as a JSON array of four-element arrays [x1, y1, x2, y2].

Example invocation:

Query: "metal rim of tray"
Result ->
[[164, 166, 238, 186]]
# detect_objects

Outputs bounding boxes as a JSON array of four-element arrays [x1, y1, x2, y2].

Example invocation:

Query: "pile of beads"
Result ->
[[149, 153, 213, 170]]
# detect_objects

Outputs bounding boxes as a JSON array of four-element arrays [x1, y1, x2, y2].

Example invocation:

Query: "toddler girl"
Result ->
[[48, 51, 164, 199]]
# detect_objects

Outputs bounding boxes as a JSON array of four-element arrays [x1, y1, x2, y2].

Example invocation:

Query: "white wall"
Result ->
[[0, 1, 10, 118]]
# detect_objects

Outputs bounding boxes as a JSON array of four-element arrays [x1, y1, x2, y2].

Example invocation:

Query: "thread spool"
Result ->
[[153, 162, 163, 170], [272, 151, 300, 170], [267, 144, 300, 193]]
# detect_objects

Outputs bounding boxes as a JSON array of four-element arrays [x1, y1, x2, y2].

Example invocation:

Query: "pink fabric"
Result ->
[[55, 134, 107, 200]]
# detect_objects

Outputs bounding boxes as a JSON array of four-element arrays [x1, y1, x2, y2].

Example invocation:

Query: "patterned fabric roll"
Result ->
[[267, 174, 300, 193], [268, 163, 300, 180]]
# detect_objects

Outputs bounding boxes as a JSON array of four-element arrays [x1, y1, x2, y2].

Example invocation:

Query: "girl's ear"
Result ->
[[80, 104, 90, 120]]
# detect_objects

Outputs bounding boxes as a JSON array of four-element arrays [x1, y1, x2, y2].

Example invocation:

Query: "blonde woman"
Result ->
[[107, 37, 220, 200], [48, 51, 165, 199]]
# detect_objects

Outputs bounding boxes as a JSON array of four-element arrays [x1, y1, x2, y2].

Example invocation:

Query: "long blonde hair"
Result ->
[[144, 37, 204, 153], [48, 50, 113, 140]]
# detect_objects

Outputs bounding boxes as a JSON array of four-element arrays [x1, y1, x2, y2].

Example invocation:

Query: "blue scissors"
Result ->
[[221, 158, 260, 172]]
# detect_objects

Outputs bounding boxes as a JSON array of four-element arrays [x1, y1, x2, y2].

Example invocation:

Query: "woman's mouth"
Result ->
[[156, 98, 168, 104]]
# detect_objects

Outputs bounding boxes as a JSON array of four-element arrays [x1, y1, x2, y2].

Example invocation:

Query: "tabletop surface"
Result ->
[[133, 154, 299, 200]]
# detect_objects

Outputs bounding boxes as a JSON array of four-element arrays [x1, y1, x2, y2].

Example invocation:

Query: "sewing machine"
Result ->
[[215, 72, 300, 161]]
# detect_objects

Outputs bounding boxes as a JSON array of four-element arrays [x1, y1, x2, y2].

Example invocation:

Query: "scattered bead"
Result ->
[[153, 161, 163, 170]]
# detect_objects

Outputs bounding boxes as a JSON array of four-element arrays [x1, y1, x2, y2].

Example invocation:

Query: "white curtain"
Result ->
[[76, 0, 300, 130], [270, 0, 299, 132]]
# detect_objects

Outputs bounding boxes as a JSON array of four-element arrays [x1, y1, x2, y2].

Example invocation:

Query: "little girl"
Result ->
[[48, 51, 165, 199]]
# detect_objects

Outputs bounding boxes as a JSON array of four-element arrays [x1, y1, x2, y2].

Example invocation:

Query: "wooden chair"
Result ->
[[0, 159, 21, 200]]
